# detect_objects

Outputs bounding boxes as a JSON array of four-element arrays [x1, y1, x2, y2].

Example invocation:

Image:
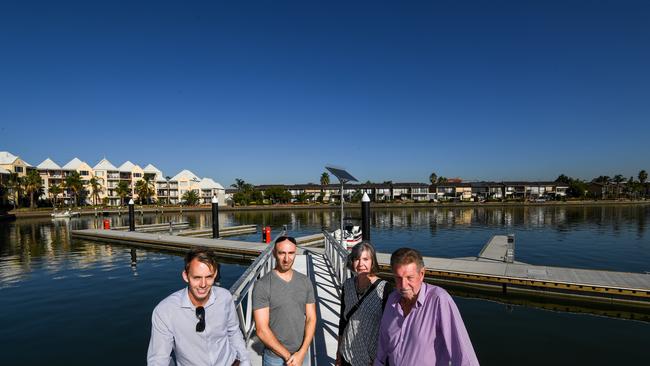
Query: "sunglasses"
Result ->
[[195, 306, 205, 332]]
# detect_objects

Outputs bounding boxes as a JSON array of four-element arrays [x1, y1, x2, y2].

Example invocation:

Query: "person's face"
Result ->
[[274, 239, 297, 272], [393, 262, 424, 303], [182, 258, 217, 306], [353, 249, 373, 274]]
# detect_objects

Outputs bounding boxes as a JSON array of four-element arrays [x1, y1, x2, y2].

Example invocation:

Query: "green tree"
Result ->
[[135, 177, 154, 204], [555, 174, 571, 184], [613, 174, 625, 198], [182, 190, 200, 205], [320, 172, 330, 201], [231, 178, 253, 192], [295, 192, 311, 203], [89, 177, 103, 206], [8, 173, 23, 209], [638, 170, 647, 184], [351, 189, 363, 203], [383, 180, 394, 201], [49, 183, 63, 208], [429, 172, 438, 185], [115, 180, 131, 206], [24, 170, 43, 209], [264, 186, 292, 204], [436, 177, 448, 184], [64, 171, 85, 207]]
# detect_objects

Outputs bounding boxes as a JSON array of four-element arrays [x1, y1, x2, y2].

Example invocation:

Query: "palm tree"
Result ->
[[320, 172, 330, 201], [612, 174, 625, 198], [24, 170, 43, 209], [115, 181, 131, 206], [8, 173, 22, 209], [383, 180, 394, 201], [64, 171, 84, 207], [182, 190, 199, 206], [639, 170, 648, 198], [89, 177, 103, 206], [429, 172, 437, 185], [49, 184, 62, 208], [231, 178, 253, 192], [135, 177, 154, 204]]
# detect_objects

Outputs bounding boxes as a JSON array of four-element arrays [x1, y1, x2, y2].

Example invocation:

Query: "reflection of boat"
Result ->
[[332, 224, 362, 249], [51, 210, 81, 218]]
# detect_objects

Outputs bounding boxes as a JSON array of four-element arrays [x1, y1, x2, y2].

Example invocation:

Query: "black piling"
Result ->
[[212, 196, 220, 239], [361, 193, 370, 242], [128, 199, 135, 232]]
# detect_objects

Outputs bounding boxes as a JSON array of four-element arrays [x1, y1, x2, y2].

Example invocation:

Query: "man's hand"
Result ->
[[287, 350, 306, 366]]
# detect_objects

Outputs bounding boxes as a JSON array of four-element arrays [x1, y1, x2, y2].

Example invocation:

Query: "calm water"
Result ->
[[1, 205, 649, 365]]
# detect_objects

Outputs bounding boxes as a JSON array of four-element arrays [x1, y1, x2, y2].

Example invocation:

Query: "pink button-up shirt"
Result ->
[[374, 283, 479, 366]]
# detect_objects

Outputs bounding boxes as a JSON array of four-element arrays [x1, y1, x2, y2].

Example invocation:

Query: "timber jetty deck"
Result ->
[[71, 229, 650, 308]]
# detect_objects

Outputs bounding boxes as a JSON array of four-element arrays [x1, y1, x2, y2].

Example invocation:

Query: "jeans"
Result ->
[[262, 348, 309, 366]]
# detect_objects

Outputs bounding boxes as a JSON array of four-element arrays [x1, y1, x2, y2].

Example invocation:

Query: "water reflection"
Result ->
[[1, 205, 649, 272]]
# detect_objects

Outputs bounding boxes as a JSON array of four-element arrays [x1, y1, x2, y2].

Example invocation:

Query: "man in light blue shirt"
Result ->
[[147, 249, 250, 366]]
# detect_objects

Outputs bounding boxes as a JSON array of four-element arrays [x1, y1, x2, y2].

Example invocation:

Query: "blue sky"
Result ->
[[2, 0, 649, 186]]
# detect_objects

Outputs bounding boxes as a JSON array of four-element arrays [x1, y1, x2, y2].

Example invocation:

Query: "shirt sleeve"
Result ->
[[435, 293, 480, 366], [146, 306, 174, 366], [252, 276, 269, 310], [373, 306, 389, 366], [305, 276, 316, 304], [226, 294, 251, 366]]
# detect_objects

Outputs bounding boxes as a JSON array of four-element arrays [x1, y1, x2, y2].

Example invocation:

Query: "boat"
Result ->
[[332, 223, 363, 249], [51, 210, 81, 219]]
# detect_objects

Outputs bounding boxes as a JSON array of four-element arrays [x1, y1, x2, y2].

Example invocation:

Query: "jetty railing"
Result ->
[[323, 230, 350, 287], [228, 232, 282, 341]]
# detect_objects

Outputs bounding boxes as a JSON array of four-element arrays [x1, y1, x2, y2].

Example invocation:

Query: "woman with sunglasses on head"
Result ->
[[336, 242, 393, 366]]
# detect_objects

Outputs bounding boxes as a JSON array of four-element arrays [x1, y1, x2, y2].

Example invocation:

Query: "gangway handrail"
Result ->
[[229, 230, 284, 341], [322, 229, 351, 288]]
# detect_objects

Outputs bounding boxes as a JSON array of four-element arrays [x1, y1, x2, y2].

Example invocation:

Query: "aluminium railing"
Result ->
[[228, 230, 284, 342], [322, 229, 351, 288]]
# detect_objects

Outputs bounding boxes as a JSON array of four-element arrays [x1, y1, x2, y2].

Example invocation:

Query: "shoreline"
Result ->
[[7, 199, 650, 219]]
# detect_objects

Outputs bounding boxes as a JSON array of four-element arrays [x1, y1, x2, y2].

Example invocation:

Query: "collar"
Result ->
[[414, 282, 430, 308], [180, 287, 217, 309]]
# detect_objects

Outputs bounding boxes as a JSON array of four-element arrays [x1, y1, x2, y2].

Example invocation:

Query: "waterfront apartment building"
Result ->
[[155, 170, 226, 206], [251, 181, 570, 203], [0, 150, 228, 206], [254, 182, 434, 203], [434, 181, 569, 201], [0, 151, 33, 178]]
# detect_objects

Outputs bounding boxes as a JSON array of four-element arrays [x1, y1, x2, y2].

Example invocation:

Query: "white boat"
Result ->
[[51, 210, 81, 218], [332, 224, 363, 249]]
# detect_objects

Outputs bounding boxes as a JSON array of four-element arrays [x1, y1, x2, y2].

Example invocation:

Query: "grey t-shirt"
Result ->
[[252, 270, 316, 353]]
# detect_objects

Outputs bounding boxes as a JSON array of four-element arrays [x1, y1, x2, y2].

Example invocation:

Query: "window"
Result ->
[[96, 171, 104, 177], [134, 173, 141, 178], [80, 171, 89, 176], [15, 166, 23, 173]]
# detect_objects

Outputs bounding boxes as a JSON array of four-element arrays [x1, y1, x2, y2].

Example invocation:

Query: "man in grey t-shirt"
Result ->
[[253, 236, 316, 366]]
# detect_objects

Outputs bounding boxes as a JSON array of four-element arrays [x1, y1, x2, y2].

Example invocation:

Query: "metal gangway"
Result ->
[[228, 231, 350, 366]]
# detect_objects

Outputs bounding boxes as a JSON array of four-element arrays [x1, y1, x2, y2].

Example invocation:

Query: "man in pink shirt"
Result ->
[[374, 248, 479, 366]]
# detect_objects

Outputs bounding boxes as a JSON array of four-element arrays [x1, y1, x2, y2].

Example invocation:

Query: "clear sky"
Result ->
[[2, 0, 649, 186]]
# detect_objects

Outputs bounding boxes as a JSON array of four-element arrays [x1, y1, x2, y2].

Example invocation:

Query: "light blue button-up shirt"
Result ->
[[147, 286, 251, 366]]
